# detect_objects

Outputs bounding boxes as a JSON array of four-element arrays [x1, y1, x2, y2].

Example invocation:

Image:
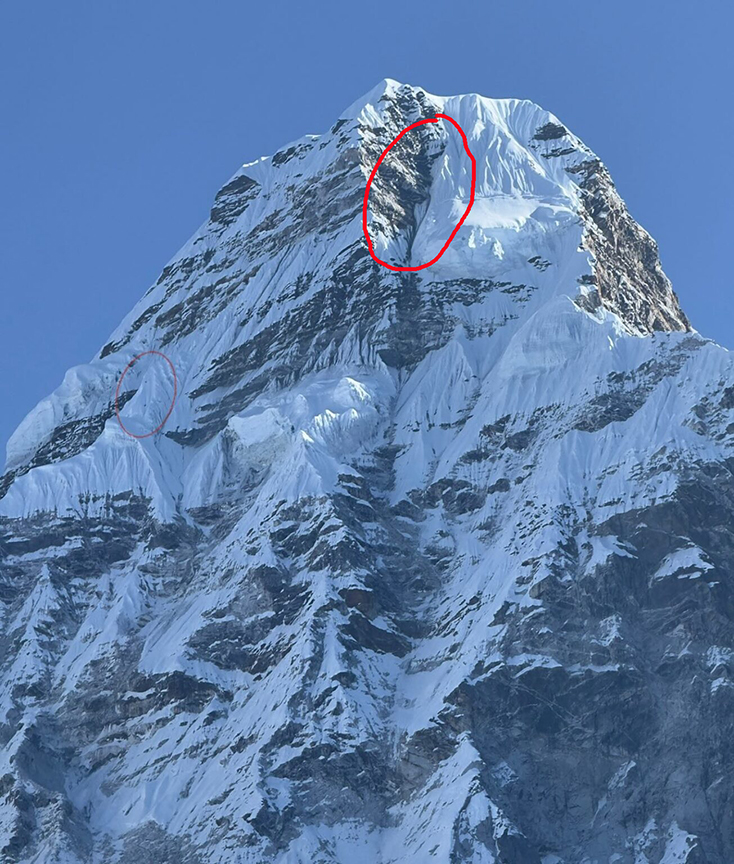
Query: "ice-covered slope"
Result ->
[[1, 80, 733, 864]]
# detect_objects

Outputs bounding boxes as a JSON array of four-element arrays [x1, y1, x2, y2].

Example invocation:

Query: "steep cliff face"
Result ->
[[1, 80, 732, 864]]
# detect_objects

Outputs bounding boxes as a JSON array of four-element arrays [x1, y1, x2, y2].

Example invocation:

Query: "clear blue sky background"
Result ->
[[1, 2, 732, 462]]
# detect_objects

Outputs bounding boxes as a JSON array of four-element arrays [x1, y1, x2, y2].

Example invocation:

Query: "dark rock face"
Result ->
[[450, 470, 734, 862], [568, 158, 691, 335]]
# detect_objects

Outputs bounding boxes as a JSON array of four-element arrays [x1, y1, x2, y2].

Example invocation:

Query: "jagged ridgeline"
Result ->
[[1, 80, 733, 864]]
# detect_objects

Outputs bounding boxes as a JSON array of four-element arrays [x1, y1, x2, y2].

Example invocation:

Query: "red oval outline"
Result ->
[[114, 350, 178, 439], [362, 112, 477, 272]]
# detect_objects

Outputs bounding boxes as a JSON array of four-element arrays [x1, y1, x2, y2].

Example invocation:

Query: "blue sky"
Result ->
[[1, 1, 732, 461]]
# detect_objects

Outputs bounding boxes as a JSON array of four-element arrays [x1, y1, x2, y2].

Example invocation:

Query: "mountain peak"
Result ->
[[2, 80, 728, 864], [2, 81, 689, 487]]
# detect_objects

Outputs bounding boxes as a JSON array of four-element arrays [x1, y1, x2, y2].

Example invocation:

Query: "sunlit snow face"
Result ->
[[114, 352, 178, 439]]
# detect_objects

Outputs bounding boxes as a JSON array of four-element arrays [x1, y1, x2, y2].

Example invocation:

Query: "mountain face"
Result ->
[[1, 78, 733, 864]]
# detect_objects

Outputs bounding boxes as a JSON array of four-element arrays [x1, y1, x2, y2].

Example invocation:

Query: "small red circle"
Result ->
[[362, 112, 477, 272], [114, 350, 178, 439]]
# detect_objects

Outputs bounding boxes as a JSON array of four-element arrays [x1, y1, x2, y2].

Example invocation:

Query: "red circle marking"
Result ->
[[114, 350, 178, 439], [362, 112, 477, 272]]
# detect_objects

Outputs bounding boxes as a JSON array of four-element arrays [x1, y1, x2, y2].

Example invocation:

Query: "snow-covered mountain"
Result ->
[[1, 79, 733, 864]]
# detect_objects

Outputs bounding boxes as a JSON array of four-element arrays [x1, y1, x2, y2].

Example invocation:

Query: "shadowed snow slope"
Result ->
[[1, 80, 732, 864]]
